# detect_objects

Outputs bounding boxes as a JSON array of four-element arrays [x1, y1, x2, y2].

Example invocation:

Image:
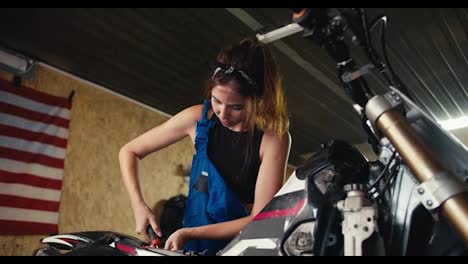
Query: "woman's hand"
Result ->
[[133, 202, 161, 242], [164, 228, 190, 251]]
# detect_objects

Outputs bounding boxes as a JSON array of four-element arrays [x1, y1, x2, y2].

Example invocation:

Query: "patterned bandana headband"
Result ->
[[211, 64, 262, 96]]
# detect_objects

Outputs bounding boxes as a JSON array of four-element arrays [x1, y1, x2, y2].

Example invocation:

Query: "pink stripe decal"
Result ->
[[116, 243, 136, 255], [253, 198, 305, 221]]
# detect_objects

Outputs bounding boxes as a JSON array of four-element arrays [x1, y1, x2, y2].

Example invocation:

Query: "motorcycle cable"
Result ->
[[367, 150, 397, 191], [373, 162, 401, 201]]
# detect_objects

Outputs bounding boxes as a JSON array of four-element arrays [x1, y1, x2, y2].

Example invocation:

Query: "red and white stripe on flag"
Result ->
[[0, 79, 71, 235]]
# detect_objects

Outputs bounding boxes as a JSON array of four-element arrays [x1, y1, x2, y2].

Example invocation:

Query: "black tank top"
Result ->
[[207, 115, 263, 204]]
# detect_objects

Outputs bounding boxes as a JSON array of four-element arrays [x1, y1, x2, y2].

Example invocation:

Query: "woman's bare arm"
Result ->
[[119, 105, 203, 238]]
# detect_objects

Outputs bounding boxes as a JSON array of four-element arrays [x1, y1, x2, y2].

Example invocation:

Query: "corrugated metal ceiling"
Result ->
[[0, 8, 466, 166]]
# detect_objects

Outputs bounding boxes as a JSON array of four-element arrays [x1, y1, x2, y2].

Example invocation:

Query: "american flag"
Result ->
[[0, 79, 71, 235]]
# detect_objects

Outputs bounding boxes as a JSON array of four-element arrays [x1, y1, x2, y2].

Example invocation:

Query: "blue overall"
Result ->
[[183, 100, 248, 255]]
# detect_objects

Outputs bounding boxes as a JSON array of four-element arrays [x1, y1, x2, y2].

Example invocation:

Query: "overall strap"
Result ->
[[194, 100, 214, 155]]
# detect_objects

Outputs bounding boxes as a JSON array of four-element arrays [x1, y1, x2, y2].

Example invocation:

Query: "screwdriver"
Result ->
[[146, 225, 162, 248]]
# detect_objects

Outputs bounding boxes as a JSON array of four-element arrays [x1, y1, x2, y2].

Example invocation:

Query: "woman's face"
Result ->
[[211, 83, 250, 132]]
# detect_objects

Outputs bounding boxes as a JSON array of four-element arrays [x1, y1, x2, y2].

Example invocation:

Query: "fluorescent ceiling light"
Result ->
[[438, 116, 468, 131], [0, 47, 35, 77], [256, 23, 304, 44]]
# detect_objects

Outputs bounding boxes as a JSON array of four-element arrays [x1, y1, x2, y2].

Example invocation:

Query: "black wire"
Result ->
[[369, 14, 414, 101], [368, 150, 397, 190], [370, 15, 385, 32], [368, 15, 397, 87], [363, 15, 400, 91], [359, 8, 378, 64], [374, 163, 400, 200], [358, 8, 400, 100], [378, 17, 414, 101]]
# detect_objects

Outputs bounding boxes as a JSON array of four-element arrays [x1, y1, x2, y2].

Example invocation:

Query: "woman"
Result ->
[[119, 38, 290, 254]]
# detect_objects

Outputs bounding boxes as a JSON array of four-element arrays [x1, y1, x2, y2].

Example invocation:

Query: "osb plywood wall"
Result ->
[[0, 66, 193, 255]]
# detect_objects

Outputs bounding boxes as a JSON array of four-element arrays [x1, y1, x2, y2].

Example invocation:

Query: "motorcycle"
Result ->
[[34, 8, 468, 256]]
